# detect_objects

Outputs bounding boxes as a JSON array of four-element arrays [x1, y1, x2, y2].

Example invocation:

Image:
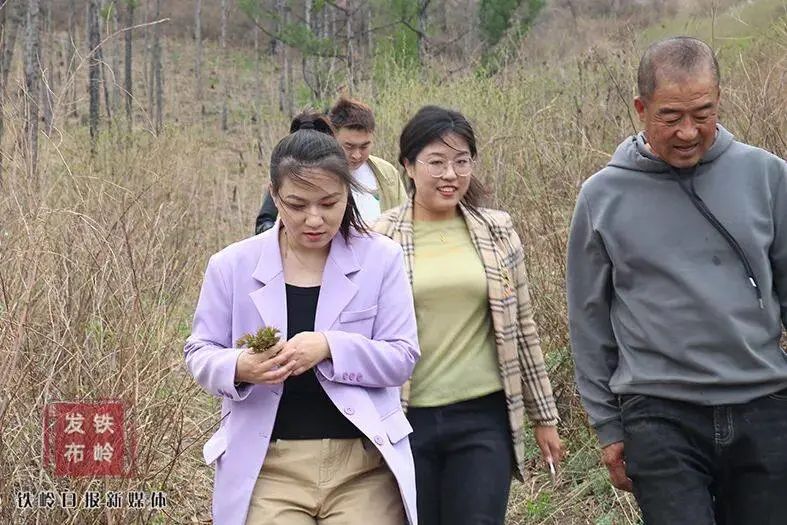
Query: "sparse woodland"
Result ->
[[0, 0, 785, 523]]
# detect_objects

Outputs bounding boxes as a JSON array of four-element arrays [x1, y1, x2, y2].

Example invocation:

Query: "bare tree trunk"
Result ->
[[1, 1, 24, 183], [284, 4, 292, 115], [153, 0, 162, 134], [125, 0, 134, 130], [275, 0, 285, 113], [111, 0, 121, 114], [67, 0, 77, 117], [253, 18, 261, 131], [0, 3, 7, 184], [194, 0, 203, 116], [366, 3, 372, 59], [345, 2, 354, 90], [146, 0, 154, 118], [2, 3, 23, 85], [25, 0, 42, 183], [330, 5, 336, 41], [304, 0, 312, 65], [41, 0, 54, 135], [97, 40, 112, 121], [320, 3, 327, 40], [463, 0, 473, 59], [88, 0, 100, 153], [312, 3, 325, 99], [329, 5, 337, 78], [417, 0, 429, 65], [220, 0, 228, 130], [302, 0, 313, 98]]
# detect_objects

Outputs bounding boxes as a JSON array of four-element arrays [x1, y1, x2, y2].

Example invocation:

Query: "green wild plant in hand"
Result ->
[[236, 327, 281, 358]]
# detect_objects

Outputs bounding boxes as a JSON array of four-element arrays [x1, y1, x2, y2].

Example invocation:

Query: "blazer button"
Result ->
[[348, 373, 356, 381], [342, 372, 349, 380], [374, 435, 385, 446], [356, 373, 363, 382], [344, 407, 355, 416]]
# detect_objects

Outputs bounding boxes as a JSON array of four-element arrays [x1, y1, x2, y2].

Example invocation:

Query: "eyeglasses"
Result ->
[[417, 157, 474, 178]]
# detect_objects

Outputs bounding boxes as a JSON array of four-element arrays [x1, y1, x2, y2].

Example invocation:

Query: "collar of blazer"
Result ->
[[376, 197, 507, 289], [249, 221, 363, 334], [366, 156, 392, 185]]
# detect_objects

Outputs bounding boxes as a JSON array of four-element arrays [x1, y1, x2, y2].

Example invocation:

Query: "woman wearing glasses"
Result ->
[[374, 106, 563, 524]]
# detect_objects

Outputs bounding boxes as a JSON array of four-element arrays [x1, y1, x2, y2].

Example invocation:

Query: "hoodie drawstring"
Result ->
[[675, 168, 765, 310]]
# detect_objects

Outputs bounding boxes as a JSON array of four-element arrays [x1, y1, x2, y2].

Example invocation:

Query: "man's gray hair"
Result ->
[[637, 37, 720, 99]]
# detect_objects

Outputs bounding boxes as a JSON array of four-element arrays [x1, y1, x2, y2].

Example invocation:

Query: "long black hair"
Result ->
[[398, 105, 487, 210], [270, 111, 368, 238]]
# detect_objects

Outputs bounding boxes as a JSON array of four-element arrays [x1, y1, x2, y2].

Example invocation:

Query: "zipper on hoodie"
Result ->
[[674, 168, 765, 310]]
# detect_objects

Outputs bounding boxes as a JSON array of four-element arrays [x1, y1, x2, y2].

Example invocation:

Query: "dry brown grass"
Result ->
[[0, 2, 785, 523]]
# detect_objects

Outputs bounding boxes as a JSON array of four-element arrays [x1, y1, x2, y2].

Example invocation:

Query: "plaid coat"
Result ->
[[373, 199, 560, 480]]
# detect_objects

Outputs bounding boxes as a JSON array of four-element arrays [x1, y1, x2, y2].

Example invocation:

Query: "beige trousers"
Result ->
[[245, 438, 405, 525]]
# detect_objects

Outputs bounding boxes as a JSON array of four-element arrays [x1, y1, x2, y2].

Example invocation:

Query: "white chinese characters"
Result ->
[[64, 412, 85, 435], [63, 443, 85, 463], [93, 413, 114, 434], [93, 442, 114, 462]]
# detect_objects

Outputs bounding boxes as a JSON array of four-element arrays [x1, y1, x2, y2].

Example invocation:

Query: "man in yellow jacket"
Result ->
[[255, 97, 406, 234]]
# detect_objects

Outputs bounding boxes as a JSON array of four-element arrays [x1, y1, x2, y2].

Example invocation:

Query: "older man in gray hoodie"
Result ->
[[567, 36, 787, 524]]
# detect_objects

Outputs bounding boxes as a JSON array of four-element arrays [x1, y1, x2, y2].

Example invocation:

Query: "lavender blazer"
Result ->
[[184, 225, 420, 525]]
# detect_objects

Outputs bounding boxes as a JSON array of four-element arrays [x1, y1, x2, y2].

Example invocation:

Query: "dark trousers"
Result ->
[[621, 388, 787, 525], [406, 391, 513, 525]]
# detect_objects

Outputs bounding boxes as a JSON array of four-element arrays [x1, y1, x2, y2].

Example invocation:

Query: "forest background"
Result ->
[[0, 0, 785, 523]]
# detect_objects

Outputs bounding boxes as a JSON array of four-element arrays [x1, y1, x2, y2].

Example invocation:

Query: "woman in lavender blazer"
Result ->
[[184, 113, 419, 525]]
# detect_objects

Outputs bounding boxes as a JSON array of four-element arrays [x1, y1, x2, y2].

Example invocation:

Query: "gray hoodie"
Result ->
[[567, 125, 787, 446]]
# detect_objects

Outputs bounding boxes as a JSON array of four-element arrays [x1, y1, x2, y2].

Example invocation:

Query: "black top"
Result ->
[[270, 284, 362, 440]]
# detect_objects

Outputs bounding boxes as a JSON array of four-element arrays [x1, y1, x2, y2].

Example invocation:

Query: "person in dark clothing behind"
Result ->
[[567, 36, 787, 525], [255, 97, 406, 234]]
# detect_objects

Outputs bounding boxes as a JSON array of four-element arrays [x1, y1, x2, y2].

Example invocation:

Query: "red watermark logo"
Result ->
[[43, 400, 136, 478]]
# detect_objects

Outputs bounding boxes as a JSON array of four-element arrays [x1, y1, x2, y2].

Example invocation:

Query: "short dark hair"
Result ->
[[637, 36, 720, 100], [329, 97, 376, 132], [270, 111, 368, 238], [398, 105, 487, 210]]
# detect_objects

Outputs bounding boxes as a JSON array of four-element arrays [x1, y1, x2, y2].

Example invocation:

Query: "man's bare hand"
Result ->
[[602, 441, 633, 492]]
